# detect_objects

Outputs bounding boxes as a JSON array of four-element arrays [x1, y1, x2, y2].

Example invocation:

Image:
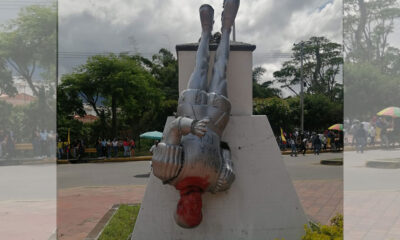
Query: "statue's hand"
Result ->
[[192, 118, 209, 137]]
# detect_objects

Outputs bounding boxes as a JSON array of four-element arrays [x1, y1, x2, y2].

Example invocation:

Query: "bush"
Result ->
[[302, 214, 343, 240]]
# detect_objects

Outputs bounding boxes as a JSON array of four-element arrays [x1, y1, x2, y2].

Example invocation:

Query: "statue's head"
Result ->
[[175, 190, 203, 228]]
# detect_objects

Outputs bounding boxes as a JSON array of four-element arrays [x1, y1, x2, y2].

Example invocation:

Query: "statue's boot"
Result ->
[[221, 0, 240, 32], [199, 4, 214, 33]]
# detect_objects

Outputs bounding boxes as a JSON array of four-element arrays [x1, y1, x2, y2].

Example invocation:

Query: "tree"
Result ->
[[253, 97, 293, 135], [0, 59, 16, 96], [0, 4, 56, 97], [252, 66, 282, 98], [273, 37, 343, 101], [344, 0, 400, 120], [59, 54, 163, 138], [344, 0, 400, 65], [254, 94, 343, 135], [151, 48, 179, 101]]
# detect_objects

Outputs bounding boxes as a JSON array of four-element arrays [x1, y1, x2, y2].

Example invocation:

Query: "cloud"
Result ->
[[59, 0, 343, 94]]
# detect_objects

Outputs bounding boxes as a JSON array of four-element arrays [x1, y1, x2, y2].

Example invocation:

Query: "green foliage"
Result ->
[[254, 97, 292, 134], [59, 54, 163, 138], [273, 36, 343, 101], [0, 4, 56, 96], [344, 0, 400, 120], [0, 59, 16, 96], [98, 204, 140, 240], [254, 94, 343, 135], [151, 48, 179, 101], [302, 214, 343, 240], [253, 66, 282, 98], [344, 62, 400, 119]]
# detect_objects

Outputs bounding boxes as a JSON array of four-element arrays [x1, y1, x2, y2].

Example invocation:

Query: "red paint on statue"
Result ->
[[174, 177, 209, 228]]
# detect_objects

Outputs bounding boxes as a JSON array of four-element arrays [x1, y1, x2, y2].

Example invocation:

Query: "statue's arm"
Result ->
[[163, 117, 209, 145]]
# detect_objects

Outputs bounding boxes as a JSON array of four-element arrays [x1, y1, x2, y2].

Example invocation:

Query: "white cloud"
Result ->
[[59, 0, 343, 93]]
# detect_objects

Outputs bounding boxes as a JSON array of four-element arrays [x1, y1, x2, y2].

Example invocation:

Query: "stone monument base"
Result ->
[[132, 115, 307, 240]]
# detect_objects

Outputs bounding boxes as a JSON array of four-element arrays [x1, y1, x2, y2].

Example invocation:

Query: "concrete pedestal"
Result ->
[[132, 115, 307, 240]]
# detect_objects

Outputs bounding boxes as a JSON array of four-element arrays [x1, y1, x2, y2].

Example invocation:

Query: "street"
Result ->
[[57, 152, 343, 189]]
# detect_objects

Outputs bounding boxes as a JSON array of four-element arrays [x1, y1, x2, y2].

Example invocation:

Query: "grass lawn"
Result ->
[[98, 204, 140, 240]]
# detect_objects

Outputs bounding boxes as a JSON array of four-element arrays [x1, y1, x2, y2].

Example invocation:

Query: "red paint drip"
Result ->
[[174, 177, 209, 228]]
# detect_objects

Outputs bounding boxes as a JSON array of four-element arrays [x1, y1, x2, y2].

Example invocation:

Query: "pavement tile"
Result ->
[[57, 179, 343, 239], [58, 185, 146, 240], [0, 200, 56, 240]]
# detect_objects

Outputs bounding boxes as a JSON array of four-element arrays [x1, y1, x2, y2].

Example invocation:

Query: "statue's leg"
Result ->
[[208, 0, 240, 97], [187, 4, 214, 91]]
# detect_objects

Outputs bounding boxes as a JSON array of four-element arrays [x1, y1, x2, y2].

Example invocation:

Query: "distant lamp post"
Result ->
[[295, 41, 305, 133]]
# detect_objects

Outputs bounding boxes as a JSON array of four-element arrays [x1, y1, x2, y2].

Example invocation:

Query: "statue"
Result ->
[[151, 0, 240, 228]]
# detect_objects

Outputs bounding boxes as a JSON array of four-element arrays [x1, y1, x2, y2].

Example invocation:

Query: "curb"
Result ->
[[320, 159, 343, 166], [366, 160, 400, 169], [85, 203, 140, 240], [85, 204, 120, 240], [57, 156, 152, 164]]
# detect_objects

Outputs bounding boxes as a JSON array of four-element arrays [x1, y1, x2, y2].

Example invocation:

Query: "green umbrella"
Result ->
[[140, 131, 163, 140]]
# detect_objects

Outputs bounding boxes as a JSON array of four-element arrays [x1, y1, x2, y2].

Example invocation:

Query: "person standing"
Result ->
[[106, 139, 112, 158], [123, 138, 130, 157], [300, 137, 307, 156], [96, 138, 102, 157], [313, 134, 321, 155], [130, 139, 136, 157], [112, 138, 119, 157], [289, 138, 297, 157], [40, 129, 48, 158], [101, 139, 107, 157], [355, 123, 367, 153], [57, 139, 64, 159]]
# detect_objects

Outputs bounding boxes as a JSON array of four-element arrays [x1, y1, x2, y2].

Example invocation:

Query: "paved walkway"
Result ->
[[57, 185, 146, 240], [345, 191, 400, 240], [57, 180, 343, 240], [0, 200, 56, 240], [294, 180, 343, 225]]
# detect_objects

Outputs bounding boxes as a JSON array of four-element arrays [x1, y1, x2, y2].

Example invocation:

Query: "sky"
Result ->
[[57, 0, 343, 96], [1, 0, 343, 97]]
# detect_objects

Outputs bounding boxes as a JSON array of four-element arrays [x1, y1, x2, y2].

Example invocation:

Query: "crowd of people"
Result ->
[[57, 137, 137, 160], [95, 137, 136, 158], [277, 130, 343, 157], [0, 129, 56, 160], [344, 116, 400, 153], [32, 129, 56, 158]]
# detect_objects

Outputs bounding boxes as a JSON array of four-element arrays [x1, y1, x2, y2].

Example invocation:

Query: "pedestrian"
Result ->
[[123, 138, 130, 157], [40, 129, 48, 157], [149, 140, 159, 154], [355, 123, 367, 153], [289, 138, 297, 157], [101, 139, 107, 157], [57, 139, 64, 159], [107, 139, 112, 158], [300, 137, 307, 156], [313, 134, 321, 155], [112, 138, 119, 157], [96, 138, 102, 157], [130, 139, 136, 157]]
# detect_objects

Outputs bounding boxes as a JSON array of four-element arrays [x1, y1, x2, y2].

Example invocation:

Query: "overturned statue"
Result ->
[[152, 0, 240, 229]]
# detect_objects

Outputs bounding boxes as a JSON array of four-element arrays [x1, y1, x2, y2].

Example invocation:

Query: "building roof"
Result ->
[[0, 93, 36, 106], [73, 114, 98, 123]]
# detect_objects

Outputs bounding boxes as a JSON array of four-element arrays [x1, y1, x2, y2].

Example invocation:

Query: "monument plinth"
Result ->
[[131, 41, 308, 239], [177, 42, 255, 116]]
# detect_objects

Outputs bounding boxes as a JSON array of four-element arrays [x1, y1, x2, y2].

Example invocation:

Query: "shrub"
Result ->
[[302, 214, 343, 240]]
